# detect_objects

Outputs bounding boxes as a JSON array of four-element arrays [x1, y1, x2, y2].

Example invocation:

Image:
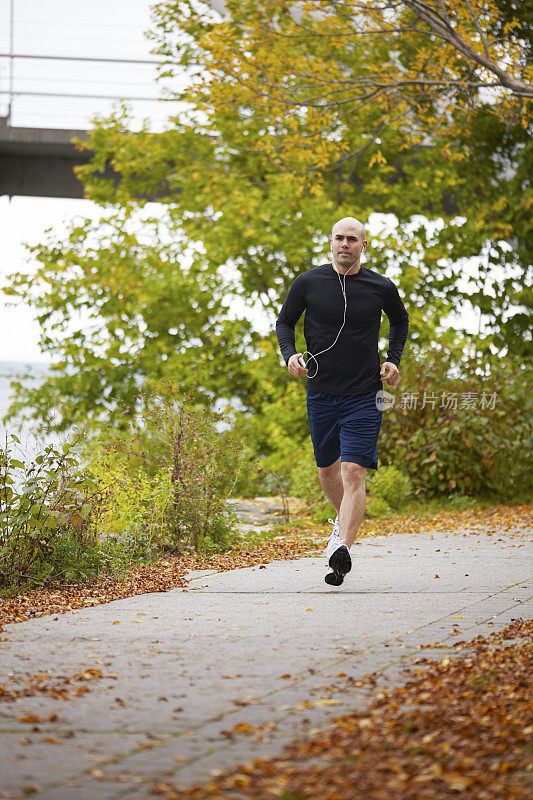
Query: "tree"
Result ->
[[2, 1, 530, 437], [151, 0, 531, 171], [3, 207, 257, 432], [149, 0, 531, 353]]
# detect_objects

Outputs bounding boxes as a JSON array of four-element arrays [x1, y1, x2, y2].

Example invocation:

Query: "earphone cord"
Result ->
[[302, 262, 355, 380]]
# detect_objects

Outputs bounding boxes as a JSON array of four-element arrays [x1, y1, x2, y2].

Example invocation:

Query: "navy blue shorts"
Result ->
[[306, 387, 383, 469]]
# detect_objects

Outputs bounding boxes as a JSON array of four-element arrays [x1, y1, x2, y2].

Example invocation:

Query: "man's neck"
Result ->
[[331, 260, 361, 276]]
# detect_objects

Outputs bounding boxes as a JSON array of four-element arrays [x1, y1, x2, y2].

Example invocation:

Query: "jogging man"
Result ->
[[275, 217, 409, 586]]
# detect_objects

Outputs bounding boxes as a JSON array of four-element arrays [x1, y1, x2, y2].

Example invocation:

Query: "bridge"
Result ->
[[0, 6, 174, 199], [0, 125, 91, 198], [0, 2, 230, 200]]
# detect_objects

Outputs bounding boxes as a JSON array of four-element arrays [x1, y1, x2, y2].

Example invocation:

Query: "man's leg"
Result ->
[[338, 461, 367, 548], [317, 457, 343, 516]]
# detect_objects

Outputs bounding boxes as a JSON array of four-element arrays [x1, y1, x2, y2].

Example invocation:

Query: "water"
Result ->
[[0, 360, 62, 460]]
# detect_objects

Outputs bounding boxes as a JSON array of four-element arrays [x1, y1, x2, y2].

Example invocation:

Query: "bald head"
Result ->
[[330, 217, 367, 275], [332, 217, 366, 241]]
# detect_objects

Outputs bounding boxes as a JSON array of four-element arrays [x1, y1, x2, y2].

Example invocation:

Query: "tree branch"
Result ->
[[463, 0, 491, 60], [403, 0, 532, 97]]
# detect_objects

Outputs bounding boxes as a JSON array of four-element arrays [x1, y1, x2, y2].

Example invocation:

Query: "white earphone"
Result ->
[[300, 259, 358, 379]]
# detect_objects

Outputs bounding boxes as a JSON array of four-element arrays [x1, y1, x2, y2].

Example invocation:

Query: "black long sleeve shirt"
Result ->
[[275, 262, 409, 396]]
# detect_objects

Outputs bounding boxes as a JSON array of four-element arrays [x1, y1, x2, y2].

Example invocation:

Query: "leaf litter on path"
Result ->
[[152, 619, 532, 800], [1, 503, 530, 630]]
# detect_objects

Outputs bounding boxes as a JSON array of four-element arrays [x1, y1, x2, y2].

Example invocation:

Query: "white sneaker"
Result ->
[[325, 517, 341, 560]]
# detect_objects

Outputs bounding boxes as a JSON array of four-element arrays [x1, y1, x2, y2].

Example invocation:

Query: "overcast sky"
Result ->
[[0, 0, 179, 364], [0, 0, 479, 366]]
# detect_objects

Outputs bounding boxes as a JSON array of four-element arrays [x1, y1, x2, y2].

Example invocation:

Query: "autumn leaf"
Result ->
[[149, 619, 532, 799]]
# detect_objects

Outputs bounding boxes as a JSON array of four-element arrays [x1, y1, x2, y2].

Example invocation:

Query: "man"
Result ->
[[275, 217, 409, 586]]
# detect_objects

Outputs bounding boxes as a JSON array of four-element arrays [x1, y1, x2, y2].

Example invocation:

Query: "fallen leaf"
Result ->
[[233, 723, 254, 734]]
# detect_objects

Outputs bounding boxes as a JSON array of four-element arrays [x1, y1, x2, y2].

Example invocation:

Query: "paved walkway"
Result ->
[[1, 527, 531, 799]]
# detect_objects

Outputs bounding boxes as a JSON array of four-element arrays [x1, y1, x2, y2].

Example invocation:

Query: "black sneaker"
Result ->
[[325, 544, 351, 586]]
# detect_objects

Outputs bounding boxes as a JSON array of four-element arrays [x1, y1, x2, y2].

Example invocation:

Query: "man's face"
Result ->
[[330, 220, 367, 271]]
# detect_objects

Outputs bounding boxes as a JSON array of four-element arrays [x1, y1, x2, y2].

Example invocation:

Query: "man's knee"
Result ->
[[318, 457, 341, 482], [341, 461, 367, 488]]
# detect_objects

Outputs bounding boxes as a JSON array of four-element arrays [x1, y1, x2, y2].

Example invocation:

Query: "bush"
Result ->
[[289, 443, 322, 505], [378, 346, 533, 500], [289, 443, 332, 521], [0, 384, 247, 595], [445, 494, 479, 511], [0, 434, 106, 592], [235, 341, 531, 504], [85, 384, 246, 555], [367, 466, 412, 509], [365, 496, 392, 518], [83, 431, 171, 558], [145, 386, 244, 553]]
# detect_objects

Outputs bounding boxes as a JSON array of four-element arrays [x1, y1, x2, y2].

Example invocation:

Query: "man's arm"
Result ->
[[383, 279, 409, 367], [275, 275, 306, 365], [380, 280, 409, 387]]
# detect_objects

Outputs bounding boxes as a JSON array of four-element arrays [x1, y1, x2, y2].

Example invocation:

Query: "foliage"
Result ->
[[154, 0, 530, 172], [289, 442, 322, 505], [82, 432, 171, 563], [367, 466, 413, 509], [233, 341, 531, 502], [364, 496, 392, 519], [379, 344, 533, 498], [0, 434, 106, 592], [445, 494, 480, 511], [290, 457, 411, 519], [2, 210, 257, 433], [288, 441, 331, 521], [0, 383, 246, 594], [111, 383, 246, 554], [1, 0, 530, 509]]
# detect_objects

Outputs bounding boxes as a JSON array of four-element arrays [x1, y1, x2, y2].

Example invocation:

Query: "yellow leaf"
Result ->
[[233, 722, 254, 734]]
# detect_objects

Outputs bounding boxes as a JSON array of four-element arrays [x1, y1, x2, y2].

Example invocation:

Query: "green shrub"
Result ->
[[85, 384, 246, 555], [289, 443, 332, 521], [42, 527, 107, 584], [140, 384, 245, 553], [83, 432, 171, 552], [312, 502, 334, 524], [0, 434, 106, 592], [367, 466, 412, 509], [445, 494, 479, 511], [233, 341, 531, 504], [289, 443, 322, 505], [378, 346, 532, 500], [365, 496, 392, 518]]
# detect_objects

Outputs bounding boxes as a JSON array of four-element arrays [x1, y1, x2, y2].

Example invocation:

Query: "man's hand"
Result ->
[[288, 353, 308, 377], [380, 361, 400, 387]]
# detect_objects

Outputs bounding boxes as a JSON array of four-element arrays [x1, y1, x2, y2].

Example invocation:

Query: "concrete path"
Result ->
[[1, 526, 531, 800]]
